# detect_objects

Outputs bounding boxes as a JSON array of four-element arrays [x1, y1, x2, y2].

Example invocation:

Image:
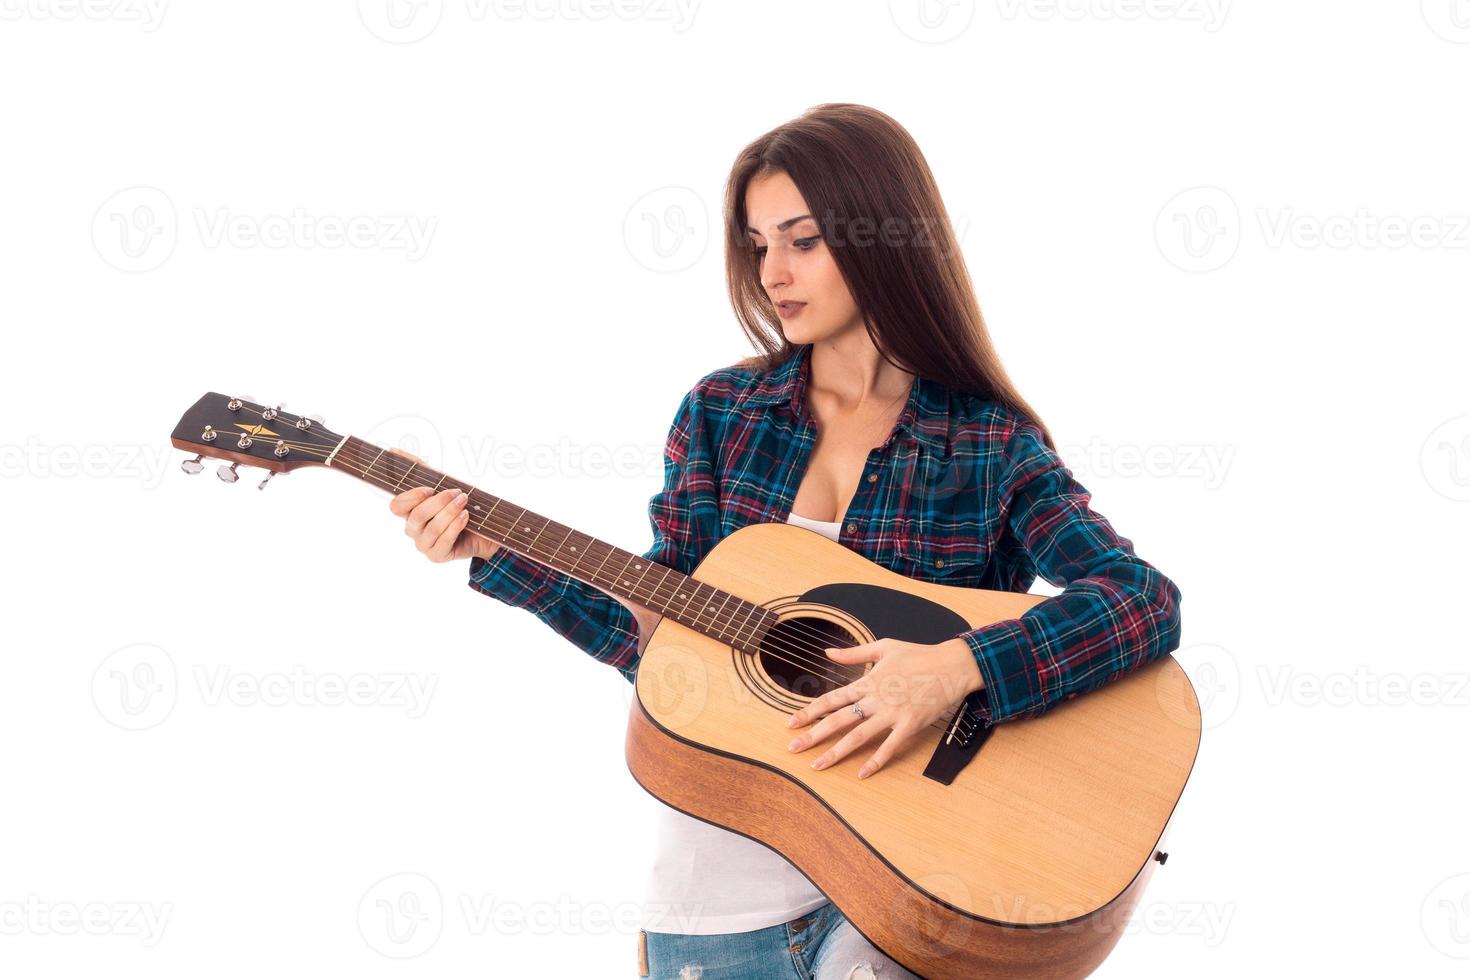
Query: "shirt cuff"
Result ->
[[960, 618, 1035, 725], [468, 548, 562, 614]]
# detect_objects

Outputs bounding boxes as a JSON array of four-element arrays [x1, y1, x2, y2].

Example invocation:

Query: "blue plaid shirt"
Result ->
[[469, 343, 1182, 724]]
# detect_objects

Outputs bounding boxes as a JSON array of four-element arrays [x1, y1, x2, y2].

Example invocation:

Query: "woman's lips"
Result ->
[[776, 301, 806, 320]]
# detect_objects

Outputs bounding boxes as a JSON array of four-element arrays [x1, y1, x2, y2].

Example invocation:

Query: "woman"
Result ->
[[389, 103, 1182, 979]]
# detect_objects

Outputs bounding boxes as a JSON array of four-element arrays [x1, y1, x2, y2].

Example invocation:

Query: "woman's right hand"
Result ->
[[386, 450, 504, 563]]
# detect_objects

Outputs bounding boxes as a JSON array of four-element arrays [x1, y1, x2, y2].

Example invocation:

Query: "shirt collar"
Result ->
[[744, 343, 950, 457]]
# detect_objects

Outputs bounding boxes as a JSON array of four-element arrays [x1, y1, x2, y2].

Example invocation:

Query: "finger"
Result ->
[[387, 448, 422, 464], [416, 490, 467, 555], [787, 694, 869, 754], [405, 487, 460, 536], [810, 711, 885, 771], [426, 499, 472, 561], [389, 485, 434, 517], [786, 680, 863, 730], [856, 724, 913, 779], [825, 639, 886, 663]]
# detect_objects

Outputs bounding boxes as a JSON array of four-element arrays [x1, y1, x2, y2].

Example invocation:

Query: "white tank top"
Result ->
[[638, 511, 840, 935]]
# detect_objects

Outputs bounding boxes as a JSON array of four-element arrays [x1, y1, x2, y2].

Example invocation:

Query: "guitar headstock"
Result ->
[[170, 392, 345, 485]]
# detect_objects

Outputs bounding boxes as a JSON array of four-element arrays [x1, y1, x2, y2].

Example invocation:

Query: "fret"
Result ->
[[329, 435, 769, 652]]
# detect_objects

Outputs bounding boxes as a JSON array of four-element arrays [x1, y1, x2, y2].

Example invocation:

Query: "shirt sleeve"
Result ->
[[959, 420, 1184, 724], [467, 383, 720, 684]]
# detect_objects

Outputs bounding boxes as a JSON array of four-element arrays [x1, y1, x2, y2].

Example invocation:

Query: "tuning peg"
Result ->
[[257, 471, 276, 490], [216, 462, 240, 483], [181, 454, 205, 475]]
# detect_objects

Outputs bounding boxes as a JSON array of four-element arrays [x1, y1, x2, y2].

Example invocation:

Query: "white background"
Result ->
[[3, 1, 1468, 977]]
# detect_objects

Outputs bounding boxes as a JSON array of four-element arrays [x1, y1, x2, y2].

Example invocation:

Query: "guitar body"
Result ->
[[626, 521, 1201, 980]]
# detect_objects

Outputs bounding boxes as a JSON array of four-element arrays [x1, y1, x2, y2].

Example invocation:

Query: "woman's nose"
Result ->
[[761, 248, 791, 291]]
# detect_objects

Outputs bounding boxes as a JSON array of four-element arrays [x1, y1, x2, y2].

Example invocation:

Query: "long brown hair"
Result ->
[[722, 102, 1055, 451]]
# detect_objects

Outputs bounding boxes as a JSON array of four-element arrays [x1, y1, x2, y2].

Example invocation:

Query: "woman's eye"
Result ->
[[752, 246, 767, 259], [795, 237, 819, 250]]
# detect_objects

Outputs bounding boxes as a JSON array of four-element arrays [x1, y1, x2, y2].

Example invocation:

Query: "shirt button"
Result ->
[[934, 559, 945, 568], [866, 473, 877, 483], [845, 522, 857, 534]]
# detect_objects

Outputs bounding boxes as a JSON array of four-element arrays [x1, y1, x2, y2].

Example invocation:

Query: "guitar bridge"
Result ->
[[922, 692, 994, 785]]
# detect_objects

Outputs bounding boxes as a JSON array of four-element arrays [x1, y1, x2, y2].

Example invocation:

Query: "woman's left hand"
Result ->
[[785, 637, 985, 779]]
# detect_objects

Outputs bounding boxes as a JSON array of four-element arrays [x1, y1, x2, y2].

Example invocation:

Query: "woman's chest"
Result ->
[[712, 410, 1006, 587]]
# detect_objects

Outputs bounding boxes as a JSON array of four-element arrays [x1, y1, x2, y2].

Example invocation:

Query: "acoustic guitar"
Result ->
[[170, 392, 1201, 979]]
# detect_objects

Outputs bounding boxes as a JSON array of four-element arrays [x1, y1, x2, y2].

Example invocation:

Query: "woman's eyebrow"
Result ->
[[745, 214, 815, 235]]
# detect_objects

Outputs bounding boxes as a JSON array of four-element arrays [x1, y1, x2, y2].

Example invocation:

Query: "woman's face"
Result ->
[[744, 169, 863, 346]]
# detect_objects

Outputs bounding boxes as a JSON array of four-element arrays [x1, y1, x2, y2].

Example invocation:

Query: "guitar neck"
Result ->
[[327, 435, 772, 649]]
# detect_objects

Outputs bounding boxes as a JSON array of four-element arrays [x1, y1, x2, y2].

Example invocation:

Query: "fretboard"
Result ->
[[327, 435, 774, 649]]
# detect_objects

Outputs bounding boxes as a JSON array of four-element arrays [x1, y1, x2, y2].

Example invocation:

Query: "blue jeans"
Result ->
[[638, 901, 921, 979]]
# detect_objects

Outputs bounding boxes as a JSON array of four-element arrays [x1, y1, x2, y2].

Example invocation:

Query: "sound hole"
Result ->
[[758, 616, 861, 699]]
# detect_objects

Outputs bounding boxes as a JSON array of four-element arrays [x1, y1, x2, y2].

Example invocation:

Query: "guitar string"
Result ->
[[201, 418, 985, 740], [203, 424, 985, 744], [203, 427, 984, 743]]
